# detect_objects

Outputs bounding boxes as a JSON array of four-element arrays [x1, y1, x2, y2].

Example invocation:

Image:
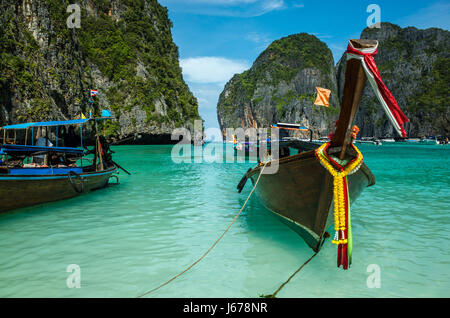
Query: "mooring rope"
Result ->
[[137, 162, 268, 298], [261, 251, 319, 298]]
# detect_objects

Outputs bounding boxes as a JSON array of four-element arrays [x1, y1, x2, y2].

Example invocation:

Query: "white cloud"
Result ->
[[395, 2, 450, 30], [160, 0, 286, 17], [179, 57, 250, 134], [245, 32, 274, 51], [190, 85, 224, 109], [311, 33, 333, 40], [328, 43, 346, 65], [180, 57, 250, 84], [186, 82, 226, 136], [182, 0, 259, 4], [262, 0, 285, 11], [245, 31, 273, 45]]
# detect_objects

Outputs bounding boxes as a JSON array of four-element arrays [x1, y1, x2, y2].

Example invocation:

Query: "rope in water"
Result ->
[[261, 251, 319, 298], [137, 162, 268, 298]]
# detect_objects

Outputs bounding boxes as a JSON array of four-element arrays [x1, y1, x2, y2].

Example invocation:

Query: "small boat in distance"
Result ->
[[232, 134, 267, 160], [0, 117, 123, 213], [420, 137, 439, 145], [354, 137, 382, 146], [232, 123, 313, 159]]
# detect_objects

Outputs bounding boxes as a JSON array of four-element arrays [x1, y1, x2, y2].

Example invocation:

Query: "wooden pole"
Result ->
[[93, 136, 98, 171], [330, 39, 376, 159], [97, 136, 104, 171], [80, 125, 83, 167], [44, 126, 49, 166]]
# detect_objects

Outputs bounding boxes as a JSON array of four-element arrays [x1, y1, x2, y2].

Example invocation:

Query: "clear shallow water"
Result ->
[[0, 143, 449, 297]]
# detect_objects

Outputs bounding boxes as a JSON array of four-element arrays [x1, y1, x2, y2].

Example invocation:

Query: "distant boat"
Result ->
[[434, 136, 449, 145], [380, 138, 395, 143], [232, 134, 272, 159], [395, 137, 407, 142], [0, 118, 123, 213], [420, 137, 438, 145], [232, 124, 313, 159], [354, 137, 382, 146], [232, 139, 260, 159]]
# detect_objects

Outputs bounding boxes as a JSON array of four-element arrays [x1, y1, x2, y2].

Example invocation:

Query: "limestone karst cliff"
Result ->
[[218, 24, 449, 139], [0, 0, 201, 143], [217, 33, 340, 140], [336, 22, 449, 138]]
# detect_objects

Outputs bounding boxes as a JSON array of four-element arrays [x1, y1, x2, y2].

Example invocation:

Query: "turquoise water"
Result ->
[[0, 143, 449, 297]]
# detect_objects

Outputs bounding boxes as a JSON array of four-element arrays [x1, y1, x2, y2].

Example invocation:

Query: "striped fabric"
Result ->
[[346, 40, 409, 137]]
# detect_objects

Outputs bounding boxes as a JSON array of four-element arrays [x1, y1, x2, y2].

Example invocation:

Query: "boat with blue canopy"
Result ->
[[0, 116, 123, 213]]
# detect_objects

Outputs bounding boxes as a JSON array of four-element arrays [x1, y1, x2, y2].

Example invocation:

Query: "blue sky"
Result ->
[[159, 0, 450, 140]]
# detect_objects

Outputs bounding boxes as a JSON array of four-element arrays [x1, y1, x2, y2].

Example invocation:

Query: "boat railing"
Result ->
[[271, 123, 313, 142], [0, 116, 115, 172]]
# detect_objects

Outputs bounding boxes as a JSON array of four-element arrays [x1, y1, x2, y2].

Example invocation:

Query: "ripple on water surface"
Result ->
[[0, 144, 449, 297]]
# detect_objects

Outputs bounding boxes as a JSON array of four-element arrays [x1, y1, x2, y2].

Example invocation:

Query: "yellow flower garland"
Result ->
[[315, 142, 363, 246]]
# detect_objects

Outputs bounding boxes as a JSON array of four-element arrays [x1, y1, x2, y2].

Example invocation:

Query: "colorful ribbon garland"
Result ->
[[346, 42, 409, 138], [315, 142, 363, 270]]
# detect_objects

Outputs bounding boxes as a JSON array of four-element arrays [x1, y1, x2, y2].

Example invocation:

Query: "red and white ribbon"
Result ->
[[346, 41, 409, 138]]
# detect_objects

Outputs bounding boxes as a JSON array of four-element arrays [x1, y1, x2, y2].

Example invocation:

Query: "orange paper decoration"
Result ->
[[314, 87, 331, 107]]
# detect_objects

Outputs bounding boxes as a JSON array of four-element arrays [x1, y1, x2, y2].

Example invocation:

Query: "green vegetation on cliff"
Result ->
[[356, 22, 450, 136], [233, 33, 333, 103], [0, 0, 201, 137], [407, 57, 449, 111], [220, 33, 336, 119], [217, 32, 339, 137], [78, 0, 200, 130], [0, 9, 54, 120]]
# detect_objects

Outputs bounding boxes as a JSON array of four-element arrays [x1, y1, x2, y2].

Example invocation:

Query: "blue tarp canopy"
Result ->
[[1, 119, 90, 130], [0, 144, 84, 155], [8, 167, 83, 175]]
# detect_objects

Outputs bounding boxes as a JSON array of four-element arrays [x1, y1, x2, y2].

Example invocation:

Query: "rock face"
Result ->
[[218, 24, 449, 140], [217, 33, 340, 140], [0, 0, 201, 143], [336, 23, 450, 138]]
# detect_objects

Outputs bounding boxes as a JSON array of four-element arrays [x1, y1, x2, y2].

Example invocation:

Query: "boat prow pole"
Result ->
[[112, 160, 131, 175], [236, 168, 253, 193], [331, 39, 378, 159]]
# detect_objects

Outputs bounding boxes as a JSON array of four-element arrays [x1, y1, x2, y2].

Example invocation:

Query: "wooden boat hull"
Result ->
[[248, 149, 375, 252], [0, 167, 117, 213]]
